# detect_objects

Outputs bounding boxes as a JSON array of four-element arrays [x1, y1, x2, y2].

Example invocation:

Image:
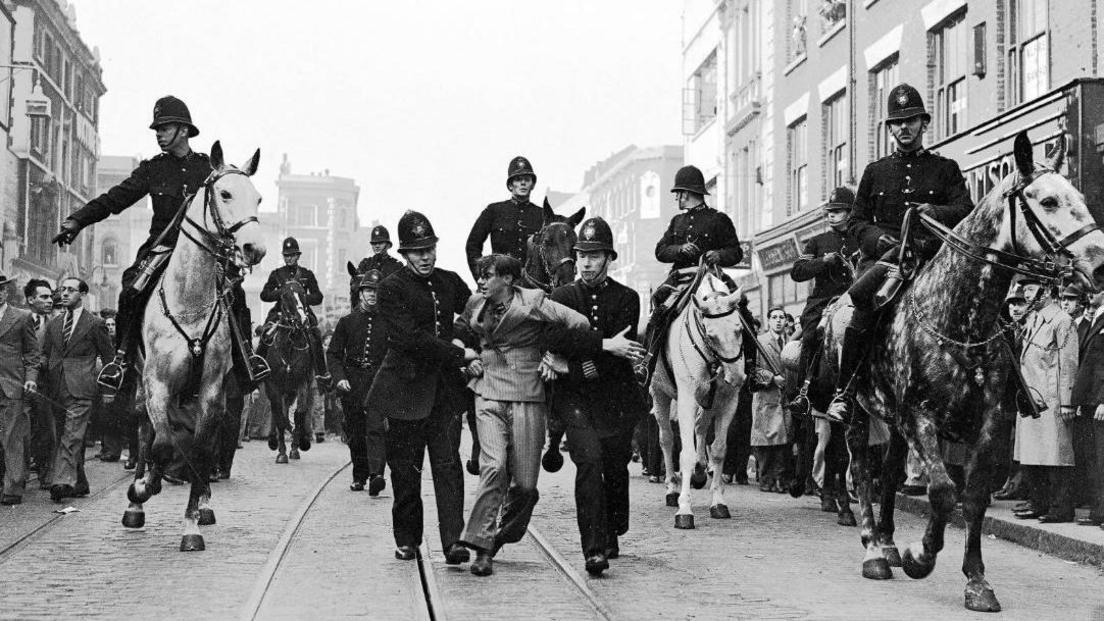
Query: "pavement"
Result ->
[[2, 437, 1104, 620]]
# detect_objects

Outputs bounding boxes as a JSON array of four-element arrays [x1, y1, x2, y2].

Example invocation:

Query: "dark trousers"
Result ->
[[723, 384, 753, 479], [1090, 420, 1104, 521], [215, 381, 245, 475], [633, 415, 664, 477], [1024, 464, 1074, 517], [754, 445, 788, 485], [385, 403, 464, 549], [27, 395, 55, 475], [1071, 417, 1096, 507], [96, 396, 126, 458], [342, 395, 386, 482], [567, 424, 633, 557]]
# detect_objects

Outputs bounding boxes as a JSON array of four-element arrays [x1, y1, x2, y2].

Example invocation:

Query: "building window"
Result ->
[[788, 0, 808, 61], [823, 94, 847, 191], [787, 117, 809, 215], [1007, 0, 1049, 105], [683, 51, 718, 135], [102, 238, 118, 267], [870, 57, 900, 159], [293, 204, 318, 227], [933, 13, 968, 138]]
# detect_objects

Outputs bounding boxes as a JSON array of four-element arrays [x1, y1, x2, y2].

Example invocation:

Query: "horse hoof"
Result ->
[[127, 483, 150, 504], [275, 454, 288, 464], [710, 504, 731, 519], [837, 511, 857, 527], [689, 465, 707, 490], [466, 459, 480, 476], [179, 534, 205, 552], [289, 447, 301, 460], [198, 508, 217, 526], [298, 437, 311, 452], [862, 557, 893, 580], [121, 510, 145, 529], [674, 514, 695, 530], [267, 436, 278, 451], [965, 581, 1002, 613], [788, 480, 804, 498], [665, 492, 679, 507], [901, 545, 935, 579], [882, 545, 902, 567], [541, 448, 563, 473]]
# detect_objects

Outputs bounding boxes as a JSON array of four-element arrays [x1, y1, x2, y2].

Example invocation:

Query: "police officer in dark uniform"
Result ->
[[366, 210, 477, 564], [258, 237, 330, 386], [546, 216, 647, 576], [789, 186, 860, 409], [824, 83, 973, 423], [465, 156, 544, 281], [350, 224, 403, 309], [327, 269, 389, 495], [51, 95, 268, 391], [644, 165, 746, 375]]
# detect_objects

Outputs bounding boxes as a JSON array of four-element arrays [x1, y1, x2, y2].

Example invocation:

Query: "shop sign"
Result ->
[[756, 236, 800, 271]]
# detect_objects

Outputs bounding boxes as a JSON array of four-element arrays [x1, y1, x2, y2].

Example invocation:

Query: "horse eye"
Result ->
[[1039, 196, 1059, 209], [220, 190, 232, 200]]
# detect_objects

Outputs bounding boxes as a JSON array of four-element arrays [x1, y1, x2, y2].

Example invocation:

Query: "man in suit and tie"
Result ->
[[1061, 283, 1096, 508], [23, 279, 54, 483], [1072, 287, 1104, 527], [43, 277, 113, 502], [0, 275, 41, 505], [456, 253, 590, 576]]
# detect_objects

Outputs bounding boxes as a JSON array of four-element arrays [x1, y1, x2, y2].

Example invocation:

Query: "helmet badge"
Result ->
[[896, 92, 909, 106], [583, 224, 597, 240]]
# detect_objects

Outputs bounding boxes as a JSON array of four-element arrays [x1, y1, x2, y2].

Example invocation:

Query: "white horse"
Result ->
[[122, 143, 266, 552], [650, 270, 746, 529]]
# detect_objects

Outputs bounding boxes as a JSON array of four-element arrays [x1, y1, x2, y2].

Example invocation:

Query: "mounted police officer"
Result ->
[[349, 224, 403, 310], [545, 216, 647, 576], [366, 210, 476, 564], [644, 164, 746, 377], [824, 83, 973, 423], [257, 237, 330, 387], [50, 95, 268, 392], [465, 156, 544, 281], [789, 186, 860, 412], [327, 269, 388, 495]]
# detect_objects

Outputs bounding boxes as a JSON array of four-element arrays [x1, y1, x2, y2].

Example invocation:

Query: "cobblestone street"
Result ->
[[2, 438, 1104, 620]]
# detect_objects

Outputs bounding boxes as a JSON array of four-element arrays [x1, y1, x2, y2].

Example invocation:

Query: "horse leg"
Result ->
[[180, 470, 206, 551], [876, 430, 909, 566], [901, 414, 954, 581], [271, 389, 289, 464], [845, 413, 890, 579], [960, 412, 1002, 612], [690, 406, 709, 490], [652, 387, 680, 507], [195, 397, 219, 527], [674, 391, 699, 529], [123, 417, 154, 528], [297, 384, 314, 452], [288, 395, 302, 459], [708, 401, 736, 519], [827, 423, 856, 526]]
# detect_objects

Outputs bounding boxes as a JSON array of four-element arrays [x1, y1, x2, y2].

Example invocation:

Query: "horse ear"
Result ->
[[347, 261, 357, 277], [242, 149, 261, 176], [1013, 131, 1034, 178], [542, 201, 556, 224], [1045, 133, 1067, 172], [210, 141, 224, 169], [567, 207, 586, 227]]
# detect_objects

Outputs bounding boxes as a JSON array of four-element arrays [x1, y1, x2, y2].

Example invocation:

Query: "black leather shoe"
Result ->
[[471, 551, 493, 576], [123, 458, 137, 470], [604, 539, 619, 560], [350, 480, 365, 492], [394, 545, 417, 561], [585, 553, 609, 576], [368, 474, 386, 497], [443, 543, 470, 565], [97, 453, 120, 463], [1038, 512, 1074, 524], [50, 484, 72, 503], [1076, 517, 1103, 526], [0, 495, 21, 505], [1013, 509, 1044, 520]]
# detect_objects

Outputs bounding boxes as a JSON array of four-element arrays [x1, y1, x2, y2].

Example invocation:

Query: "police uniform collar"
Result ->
[[580, 277, 608, 291], [686, 203, 709, 213], [892, 147, 927, 159], [509, 197, 534, 207]]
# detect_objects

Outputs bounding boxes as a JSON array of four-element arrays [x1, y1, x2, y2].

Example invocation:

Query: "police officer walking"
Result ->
[[825, 83, 973, 423], [465, 156, 544, 281], [366, 210, 477, 564], [258, 237, 330, 387], [547, 217, 647, 576], [327, 269, 388, 496], [51, 95, 268, 392]]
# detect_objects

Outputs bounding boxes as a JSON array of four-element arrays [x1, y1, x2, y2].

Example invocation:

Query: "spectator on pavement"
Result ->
[[750, 306, 791, 493], [1071, 286, 1104, 527]]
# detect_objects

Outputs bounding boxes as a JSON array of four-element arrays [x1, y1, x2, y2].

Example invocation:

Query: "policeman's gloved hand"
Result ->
[[704, 250, 723, 265], [822, 252, 841, 266], [679, 242, 701, 259], [51, 219, 80, 246], [875, 234, 900, 255]]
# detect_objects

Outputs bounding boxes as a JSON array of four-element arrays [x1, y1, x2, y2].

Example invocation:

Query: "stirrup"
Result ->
[[788, 390, 811, 417], [315, 372, 332, 390], [247, 355, 271, 382], [823, 391, 851, 425], [96, 358, 127, 392]]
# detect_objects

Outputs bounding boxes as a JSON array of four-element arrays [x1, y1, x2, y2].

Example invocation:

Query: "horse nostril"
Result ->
[[243, 243, 254, 255]]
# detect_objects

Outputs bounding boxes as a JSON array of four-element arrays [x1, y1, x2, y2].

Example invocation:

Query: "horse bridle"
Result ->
[[917, 169, 1100, 282], [684, 274, 742, 365], [179, 167, 260, 265], [523, 226, 577, 292]]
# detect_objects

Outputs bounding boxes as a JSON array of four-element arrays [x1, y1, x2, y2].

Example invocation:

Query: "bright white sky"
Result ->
[[70, 0, 684, 273]]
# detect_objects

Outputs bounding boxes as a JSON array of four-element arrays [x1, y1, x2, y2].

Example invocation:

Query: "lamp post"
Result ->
[[0, 63, 51, 120]]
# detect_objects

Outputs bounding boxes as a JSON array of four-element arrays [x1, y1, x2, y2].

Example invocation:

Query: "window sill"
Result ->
[[863, 0, 879, 8], [783, 54, 807, 76], [817, 21, 845, 47]]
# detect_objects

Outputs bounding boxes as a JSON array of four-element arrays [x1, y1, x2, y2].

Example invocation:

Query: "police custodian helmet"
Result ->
[[397, 210, 439, 251], [150, 95, 199, 137], [670, 165, 710, 196], [574, 217, 617, 260], [356, 269, 383, 290], [821, 186, 855, 211], [370, 225, 392, 245], [282, 237, 301, 256], [886, 83, 930, 123], [506, 156, 537, 187]]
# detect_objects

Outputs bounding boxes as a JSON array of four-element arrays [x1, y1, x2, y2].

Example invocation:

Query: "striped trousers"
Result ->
[[460, 398, 546, 551]]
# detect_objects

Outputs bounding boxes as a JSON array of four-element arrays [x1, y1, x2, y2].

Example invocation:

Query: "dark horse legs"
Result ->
[[958, 412, 1003, 612], [845, 410, 895, 579]]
